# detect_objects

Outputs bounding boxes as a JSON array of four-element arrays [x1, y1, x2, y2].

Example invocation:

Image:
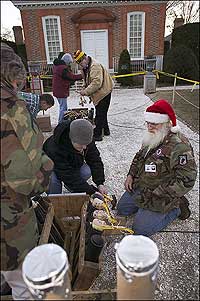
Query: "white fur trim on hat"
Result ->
[[144, 112, 169, 124], [171, 124, 180, 133]]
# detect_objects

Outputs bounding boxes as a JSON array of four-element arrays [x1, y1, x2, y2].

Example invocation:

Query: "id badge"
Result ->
[[145, 164, 157, 173]]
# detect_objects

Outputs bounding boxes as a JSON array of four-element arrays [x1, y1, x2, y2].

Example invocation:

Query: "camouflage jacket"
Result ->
[[128, 132, 197, 213], [1, 83, 53, 271]]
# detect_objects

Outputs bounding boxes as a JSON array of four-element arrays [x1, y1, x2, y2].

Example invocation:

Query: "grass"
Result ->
[[148, 89, 199, 133]]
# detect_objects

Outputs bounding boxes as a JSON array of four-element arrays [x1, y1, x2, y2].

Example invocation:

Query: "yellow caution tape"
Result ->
[[112, 71, 146, 78], [191, 82, 197, 92], [26, 69, 199, 85], [153, 70, 200, 85], [155, 70, 160, 79]]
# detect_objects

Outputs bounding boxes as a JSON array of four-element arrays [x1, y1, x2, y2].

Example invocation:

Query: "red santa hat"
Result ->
[[144, 99, 180, 133]]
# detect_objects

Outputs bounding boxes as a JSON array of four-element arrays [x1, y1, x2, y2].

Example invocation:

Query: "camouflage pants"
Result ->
[[1, 268, 32, 300]]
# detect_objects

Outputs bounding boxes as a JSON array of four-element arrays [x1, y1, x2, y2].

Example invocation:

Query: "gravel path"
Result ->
[[40, 88, 199, 300]]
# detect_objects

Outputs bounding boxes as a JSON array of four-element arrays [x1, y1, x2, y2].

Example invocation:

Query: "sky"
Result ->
[[1, 0, 22, 37]]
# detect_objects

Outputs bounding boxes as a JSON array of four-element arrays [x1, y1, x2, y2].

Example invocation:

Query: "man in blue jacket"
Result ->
[[43, 119, 107, 195]]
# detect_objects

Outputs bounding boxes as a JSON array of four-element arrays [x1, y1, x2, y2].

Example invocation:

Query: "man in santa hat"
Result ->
[[117, 99, 197, 236]]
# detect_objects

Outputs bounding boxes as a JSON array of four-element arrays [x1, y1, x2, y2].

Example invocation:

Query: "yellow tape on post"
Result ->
[[191, 82, 197, 92], [153, 70, 200, 85]]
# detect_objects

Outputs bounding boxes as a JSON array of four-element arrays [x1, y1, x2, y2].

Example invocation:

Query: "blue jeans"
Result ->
[[48, 163, 92, 194], [117, 190, 181, 236], [57, 98, 67, 123]]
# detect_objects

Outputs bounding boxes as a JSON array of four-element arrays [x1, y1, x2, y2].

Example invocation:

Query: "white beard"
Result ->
[[142, 124, 169, 151]]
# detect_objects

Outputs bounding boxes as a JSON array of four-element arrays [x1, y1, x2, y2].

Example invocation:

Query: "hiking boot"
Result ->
[[94, 135, 103, 141], [178, 196, 191, 220], [103, 129, 110, 136]]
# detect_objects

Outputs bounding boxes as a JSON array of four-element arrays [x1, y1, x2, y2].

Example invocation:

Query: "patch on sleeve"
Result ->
[[179, 155, 188, 165]]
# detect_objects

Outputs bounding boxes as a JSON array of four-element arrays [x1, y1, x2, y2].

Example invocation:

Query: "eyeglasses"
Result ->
[[145, 122, 160, 127]]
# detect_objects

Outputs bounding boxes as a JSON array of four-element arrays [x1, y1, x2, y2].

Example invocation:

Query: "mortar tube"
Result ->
[[115, 235, 159, 300], [22, 243, 72, 300]]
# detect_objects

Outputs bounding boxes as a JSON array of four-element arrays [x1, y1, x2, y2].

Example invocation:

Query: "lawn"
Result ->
[[148, 89, 199, 133]]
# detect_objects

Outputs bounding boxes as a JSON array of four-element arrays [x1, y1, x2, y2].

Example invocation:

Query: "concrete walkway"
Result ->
[[42, 87, 199, 300]]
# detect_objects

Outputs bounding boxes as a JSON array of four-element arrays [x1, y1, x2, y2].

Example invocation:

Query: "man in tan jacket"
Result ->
[[74, 50, 114, 141]]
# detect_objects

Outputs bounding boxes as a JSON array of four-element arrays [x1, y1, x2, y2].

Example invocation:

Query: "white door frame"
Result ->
[[81, 29, 109, 69]]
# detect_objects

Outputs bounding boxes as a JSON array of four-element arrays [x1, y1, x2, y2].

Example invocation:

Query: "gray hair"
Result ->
[[1, 43, 26, 86]]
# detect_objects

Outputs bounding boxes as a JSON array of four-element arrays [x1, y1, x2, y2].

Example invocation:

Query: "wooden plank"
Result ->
[[44, 194, 89, 217], [72, 289, 116, 300], [69, 108, 89, 113], [38, 204, 54, 245], [2, 289, 117, 301], [78, 202, 88, 274]]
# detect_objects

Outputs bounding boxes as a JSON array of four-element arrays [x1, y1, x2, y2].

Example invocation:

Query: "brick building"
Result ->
[[12, 0, 167, 72]]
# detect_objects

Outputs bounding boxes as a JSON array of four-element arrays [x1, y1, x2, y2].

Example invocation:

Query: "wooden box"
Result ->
[[36, 114, 52, 132], [3, 194, 115, 300], [68, 108, 89, 114], [43, 193, 105, 291]]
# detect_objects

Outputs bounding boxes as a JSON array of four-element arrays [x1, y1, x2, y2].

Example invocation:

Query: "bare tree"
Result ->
[[0, 27, 14, 41], [166, 1, 199, 33]]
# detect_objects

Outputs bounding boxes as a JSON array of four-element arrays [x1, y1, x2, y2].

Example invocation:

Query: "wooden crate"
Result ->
[[72, 202, 105, 291], [43, 193, 104, 291], [3, 194, 113, 300], [68, 108, 89, 114], [36, 114, 52, 132]]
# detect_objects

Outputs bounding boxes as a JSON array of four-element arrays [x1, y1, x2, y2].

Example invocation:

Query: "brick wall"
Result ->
[[21, 2, 166, 67]]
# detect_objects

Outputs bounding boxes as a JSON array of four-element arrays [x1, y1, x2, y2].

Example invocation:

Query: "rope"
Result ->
[[159, 230, 199, 234], [108, 121, 144, 130], [108, 99, 152, 117], [175, 90, 200, 109]]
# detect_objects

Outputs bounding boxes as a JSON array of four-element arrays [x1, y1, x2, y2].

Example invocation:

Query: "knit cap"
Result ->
[[61, 53, 73, 65], [74, 50, 86, 64], [69, 119, 93, 145]]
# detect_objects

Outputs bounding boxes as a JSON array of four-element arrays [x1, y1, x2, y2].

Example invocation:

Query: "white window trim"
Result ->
[[42, 15, 63, 64], [127, 11, 145, 61]]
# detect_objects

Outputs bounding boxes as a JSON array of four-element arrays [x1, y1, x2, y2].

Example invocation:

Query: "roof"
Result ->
[[11, 0, 168, 9]]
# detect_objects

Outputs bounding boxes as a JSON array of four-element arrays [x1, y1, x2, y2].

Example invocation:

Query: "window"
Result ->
[[42, 16, 63, 63], [127, 12, 145, 60]]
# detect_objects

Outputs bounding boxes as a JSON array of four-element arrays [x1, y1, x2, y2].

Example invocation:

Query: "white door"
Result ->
[[81, 30, 109, 69]]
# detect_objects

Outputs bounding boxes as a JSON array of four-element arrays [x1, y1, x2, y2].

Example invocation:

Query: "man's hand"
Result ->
[[98, 184, 107, 195], [80, 89, 86, 96], [125, 175, 133, 193]]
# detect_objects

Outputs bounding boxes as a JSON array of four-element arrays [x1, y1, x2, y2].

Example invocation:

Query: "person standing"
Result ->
[[117, 99, 197, 236], [74, 50, 114, 141], [52, 52, 82, 123], [1, 43, 53, 300]]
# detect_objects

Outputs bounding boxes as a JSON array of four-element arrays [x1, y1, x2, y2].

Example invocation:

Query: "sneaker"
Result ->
[[178, 196, 191, 220], [94, 135, 103, 141]]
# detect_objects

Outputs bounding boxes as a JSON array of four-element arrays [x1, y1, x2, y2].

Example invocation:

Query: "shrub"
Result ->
[[172, 23, 199, 64], [163, 45, 199, 84], [117, 49, 133, 86], [164, 40, 170, 55]]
